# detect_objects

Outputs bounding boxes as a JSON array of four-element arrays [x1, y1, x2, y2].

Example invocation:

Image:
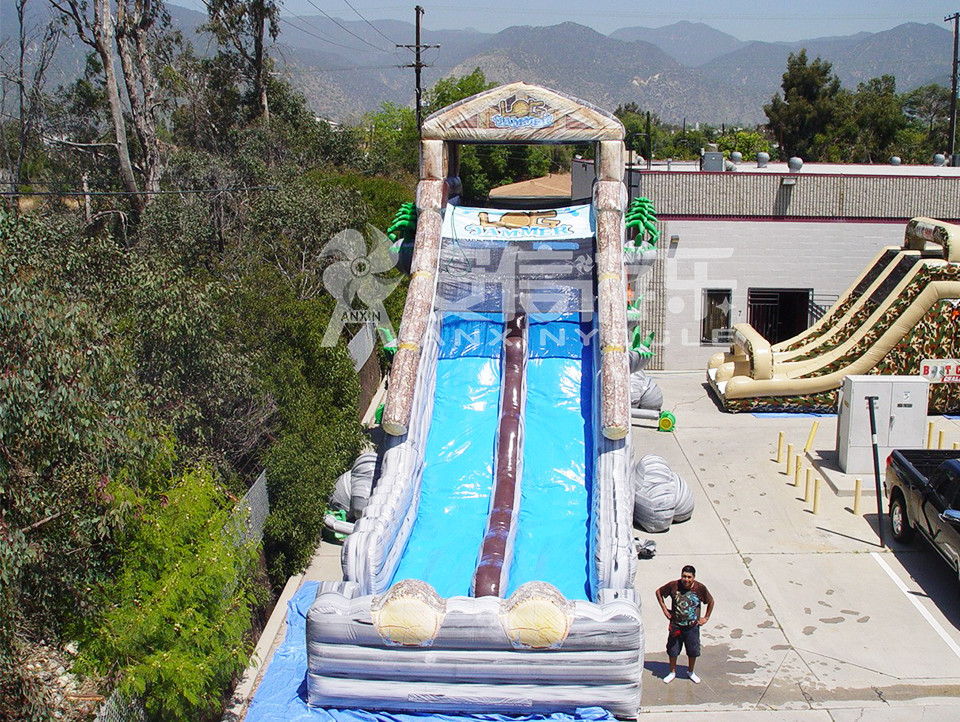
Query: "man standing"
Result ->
[[656, 565, 715, 684]]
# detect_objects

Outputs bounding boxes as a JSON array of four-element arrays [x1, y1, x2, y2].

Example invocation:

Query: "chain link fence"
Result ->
[[239, 470, 269, 546], [93, 690, 145, 722]]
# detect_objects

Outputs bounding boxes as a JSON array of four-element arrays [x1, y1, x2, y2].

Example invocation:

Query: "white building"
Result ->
[[572, 157, 960, 370]]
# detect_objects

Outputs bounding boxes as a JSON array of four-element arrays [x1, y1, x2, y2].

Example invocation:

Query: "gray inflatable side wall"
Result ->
[[329, 469, 352, 514], [347, 453, 378, 521], [591, 334, 637, 594], [341, 313, 441, 592]]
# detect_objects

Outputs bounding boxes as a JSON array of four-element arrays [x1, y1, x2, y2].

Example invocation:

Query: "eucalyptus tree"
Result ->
[[202, 0, 282, 123]]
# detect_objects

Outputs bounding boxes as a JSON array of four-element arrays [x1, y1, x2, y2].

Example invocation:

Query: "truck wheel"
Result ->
[[890, 495, 915, 544]]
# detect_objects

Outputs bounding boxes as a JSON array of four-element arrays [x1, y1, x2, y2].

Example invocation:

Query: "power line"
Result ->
[[341, 0, 399, 45], [309, 63, 402, 72], [279, 16, 372, 54], [299, 0, 392, 53], [279, 16, 403, 68]]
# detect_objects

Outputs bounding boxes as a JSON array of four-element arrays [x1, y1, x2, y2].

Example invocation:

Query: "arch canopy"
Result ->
[[421, 81, 624, 144]]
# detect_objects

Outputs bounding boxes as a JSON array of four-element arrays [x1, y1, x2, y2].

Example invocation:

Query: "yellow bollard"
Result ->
[[776, 431, 785, 463], [813, 478, 821, 515], [954, 442, 959, 451], [804, 468, 813, 501], [927, 421, 935, 449], [795, 456, 804, 487], [853, 478, 862, 516], [786, 444, 795, 475], [804, 421, 820, 453], [939, 430, 945, 450]]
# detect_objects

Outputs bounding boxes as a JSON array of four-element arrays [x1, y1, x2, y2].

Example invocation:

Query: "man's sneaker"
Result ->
[[689, 671, 701, 684], [662, 671, 675, 684]]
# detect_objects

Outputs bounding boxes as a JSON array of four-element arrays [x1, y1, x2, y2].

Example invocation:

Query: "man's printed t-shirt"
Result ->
[[658, 580, 714, 627]]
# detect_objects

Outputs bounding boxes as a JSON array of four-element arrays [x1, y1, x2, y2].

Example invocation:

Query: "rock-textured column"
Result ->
[[420, 139, 445, 180], [593, 176, 630, 440], [382, 178, 445, 436]]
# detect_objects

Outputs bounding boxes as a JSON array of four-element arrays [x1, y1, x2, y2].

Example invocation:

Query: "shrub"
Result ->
[[78, 460, 259, 721]]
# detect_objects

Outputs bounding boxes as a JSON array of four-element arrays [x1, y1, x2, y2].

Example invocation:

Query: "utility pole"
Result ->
[[397, 6, 439, 135], [947, 13, 959, 165]]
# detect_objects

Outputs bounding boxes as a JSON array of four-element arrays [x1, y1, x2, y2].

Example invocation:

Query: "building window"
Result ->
[[701, 289, 733, 344]]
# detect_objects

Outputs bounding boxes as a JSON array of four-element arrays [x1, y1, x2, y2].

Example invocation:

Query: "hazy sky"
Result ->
[[206, 0, 959, 42]]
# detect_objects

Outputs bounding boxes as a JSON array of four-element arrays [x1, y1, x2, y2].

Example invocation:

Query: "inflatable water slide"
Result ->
[[306, 84, 643, 715], [708, 217, 960, 413]]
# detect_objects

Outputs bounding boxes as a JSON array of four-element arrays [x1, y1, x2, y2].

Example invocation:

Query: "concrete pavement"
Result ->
[[633, 371, 960, 719]]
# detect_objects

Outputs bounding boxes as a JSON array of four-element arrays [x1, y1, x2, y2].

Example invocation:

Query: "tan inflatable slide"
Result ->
[[708, 217, 960, 413]]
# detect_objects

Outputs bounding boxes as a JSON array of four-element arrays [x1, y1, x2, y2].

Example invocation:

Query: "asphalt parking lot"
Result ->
[[632, 371, 960, 720]]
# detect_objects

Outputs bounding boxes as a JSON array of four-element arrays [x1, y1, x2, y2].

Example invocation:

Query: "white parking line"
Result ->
[[872, 551, 960, 660]]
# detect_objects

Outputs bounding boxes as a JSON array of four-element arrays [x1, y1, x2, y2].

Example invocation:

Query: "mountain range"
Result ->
[[1, 1, 952, 126]]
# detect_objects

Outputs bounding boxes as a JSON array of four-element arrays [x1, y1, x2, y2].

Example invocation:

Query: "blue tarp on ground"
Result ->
[[245, 582, 616, 722]]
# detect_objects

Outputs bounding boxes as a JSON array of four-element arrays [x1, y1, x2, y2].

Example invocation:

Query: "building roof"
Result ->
[[489, 172, 572, 199], [623, 159, 960, 177]]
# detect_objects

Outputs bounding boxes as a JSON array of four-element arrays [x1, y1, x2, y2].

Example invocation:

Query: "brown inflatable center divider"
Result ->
[[473, 314, 527, 598]]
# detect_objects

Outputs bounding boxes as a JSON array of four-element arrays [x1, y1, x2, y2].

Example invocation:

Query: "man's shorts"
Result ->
[[666, 623, 701, 658]]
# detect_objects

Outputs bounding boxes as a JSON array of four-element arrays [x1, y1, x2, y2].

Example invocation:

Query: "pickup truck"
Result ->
[[885, 450, 960, 575]]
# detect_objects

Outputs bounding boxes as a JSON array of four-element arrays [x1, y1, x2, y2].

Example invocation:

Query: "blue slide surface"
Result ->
[[389, 313, 503, 597], [507, 314, 593, 601]]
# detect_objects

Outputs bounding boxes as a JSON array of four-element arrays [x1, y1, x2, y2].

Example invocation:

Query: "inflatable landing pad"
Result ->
[[245, 582, 616, 722]]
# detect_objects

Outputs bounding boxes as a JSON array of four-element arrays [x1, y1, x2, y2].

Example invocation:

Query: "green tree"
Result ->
[[424, 67, 492, 115], [0, 203, 274, 715], [0, 211, 153, 716], [764, 49, 844, 161], [364, 101, 420, 176], [846, 75, 908, 162], [904, 84, 951, 134], [236, 174, 379, 581], [614, 105, 663, 158], [168, 49, 247, 154], [716, 129, 773, 160], [202, 0, 282, 122], [903, 83, 951, 159]]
